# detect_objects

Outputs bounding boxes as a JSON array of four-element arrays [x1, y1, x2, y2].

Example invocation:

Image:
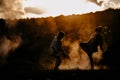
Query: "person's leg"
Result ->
[[80, 43, 90, 54], [88, 54, 94, 69], [54, 56, 61, 70]]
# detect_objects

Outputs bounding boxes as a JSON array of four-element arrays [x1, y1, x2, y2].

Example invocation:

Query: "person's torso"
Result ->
[[88, 32, 103, 53], [49, 37, 63, 56]]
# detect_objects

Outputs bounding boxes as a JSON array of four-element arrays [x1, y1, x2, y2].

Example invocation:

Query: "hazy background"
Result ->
[[1, 8, 119, 72], [0, 1, 119, 79]]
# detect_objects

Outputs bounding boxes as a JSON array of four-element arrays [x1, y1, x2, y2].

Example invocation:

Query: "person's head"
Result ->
[[95, 26, 102, 32], [57, 31, 65, 40]]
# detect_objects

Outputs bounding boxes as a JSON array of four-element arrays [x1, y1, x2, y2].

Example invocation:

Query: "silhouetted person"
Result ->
[[0, 19, 6, 37], [0, 19, 7, 65], [49, 31, 69, 70], [80, 26, 104, 69]]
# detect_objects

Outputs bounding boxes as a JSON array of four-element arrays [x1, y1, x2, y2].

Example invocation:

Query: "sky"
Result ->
[[0, 0, 120, 19]]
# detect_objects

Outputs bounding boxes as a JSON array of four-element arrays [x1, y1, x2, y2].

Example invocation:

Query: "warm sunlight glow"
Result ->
[[1, 0, 120, 19], [22, 0, 104, 18]]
